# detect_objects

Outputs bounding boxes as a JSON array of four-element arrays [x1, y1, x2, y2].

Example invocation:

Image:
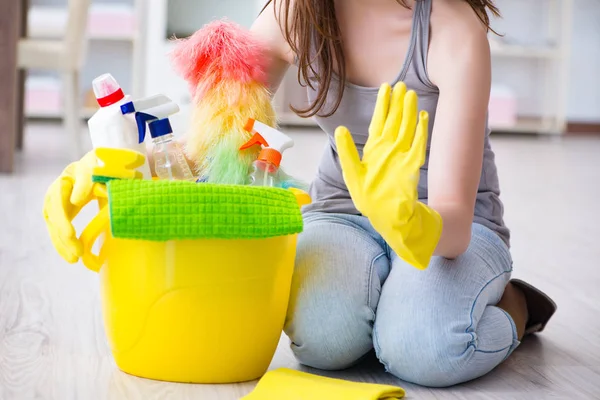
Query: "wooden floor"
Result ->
[[1, 124, 599, 399]]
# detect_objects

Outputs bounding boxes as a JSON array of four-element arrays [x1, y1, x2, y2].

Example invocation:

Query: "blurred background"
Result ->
[[0, 0, 599, 399], [1, 0, 598, 169], [1, 0, 598, 144], [3, 0, 599, 141]]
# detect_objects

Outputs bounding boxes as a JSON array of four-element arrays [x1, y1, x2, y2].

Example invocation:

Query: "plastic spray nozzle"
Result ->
[[92, 73, 125, 107], [120, 94, 172, 116], [240, 119, 294, 168], [134, 102, 180, 143]]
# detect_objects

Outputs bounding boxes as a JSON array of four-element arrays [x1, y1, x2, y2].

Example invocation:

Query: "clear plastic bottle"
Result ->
[[240, 118, 295, 187], [150, 120, 195, 181], [248, 159, 277, 187]]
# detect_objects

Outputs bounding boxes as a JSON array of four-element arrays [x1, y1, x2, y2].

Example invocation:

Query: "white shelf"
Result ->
[[88, 34, 136, 42], [27, 33, 136, 42], [486, 0, 573, 135], [28, 4, 138, 43], [490, 117, 561, 135], [490, 44, 560, 59], [27, 107, 97, 120]]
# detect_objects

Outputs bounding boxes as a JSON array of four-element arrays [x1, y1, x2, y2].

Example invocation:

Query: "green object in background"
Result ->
[[106, 179, 304, 241]]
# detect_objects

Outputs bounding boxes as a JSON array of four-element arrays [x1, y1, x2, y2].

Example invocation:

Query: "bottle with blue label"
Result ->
[[133, 103, 196, 181]]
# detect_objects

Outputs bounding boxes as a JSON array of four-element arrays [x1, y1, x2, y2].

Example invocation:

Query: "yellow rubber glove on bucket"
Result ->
[[243, 368, 405, 400], [42, 148, 146, 264], [334, 82, 442, 270], [42, 150, 98, 263]]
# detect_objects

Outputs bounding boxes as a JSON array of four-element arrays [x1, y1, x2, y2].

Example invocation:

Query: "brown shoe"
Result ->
[[510, 279, 557, 335]]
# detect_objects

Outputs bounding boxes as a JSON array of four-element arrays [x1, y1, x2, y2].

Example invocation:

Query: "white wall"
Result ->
[[492, 0, 600, 122], [566, 0, 600, 122], [166, 0, 259, 36]]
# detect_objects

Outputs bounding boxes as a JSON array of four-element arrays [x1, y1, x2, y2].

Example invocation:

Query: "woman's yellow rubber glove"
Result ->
[[42, 151, 98, 264], [334, 82, 442, 270]]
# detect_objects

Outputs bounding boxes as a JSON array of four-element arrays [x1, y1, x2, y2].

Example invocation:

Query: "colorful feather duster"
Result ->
[[170, 19, 276, 185]]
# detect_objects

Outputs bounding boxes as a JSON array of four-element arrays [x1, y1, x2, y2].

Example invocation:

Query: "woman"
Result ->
[[250, 0, 556, 387]]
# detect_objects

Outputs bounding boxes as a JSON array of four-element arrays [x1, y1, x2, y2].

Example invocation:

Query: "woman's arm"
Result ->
[[250, 0, 296, 93], [426, 6, 492, 258]]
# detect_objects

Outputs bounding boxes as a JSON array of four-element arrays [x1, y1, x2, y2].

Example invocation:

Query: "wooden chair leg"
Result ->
[[0, 0, 21, 173], [15, 69, 26, 151], [16, 0, 28, 151], [62, 71, 82, 159]]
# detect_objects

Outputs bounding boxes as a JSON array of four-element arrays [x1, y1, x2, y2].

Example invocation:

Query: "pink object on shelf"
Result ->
[[25, 77, 62, 116], [488, 85, 517, 128], [28, 5, 136, 39], [87, 5, 136, 38]]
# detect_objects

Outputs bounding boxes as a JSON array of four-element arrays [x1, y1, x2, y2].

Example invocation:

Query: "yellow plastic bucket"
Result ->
[[80, 180, 309, 384]]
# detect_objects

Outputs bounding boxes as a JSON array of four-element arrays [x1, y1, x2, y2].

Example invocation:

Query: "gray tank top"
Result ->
[[301, 0, 511, 246]]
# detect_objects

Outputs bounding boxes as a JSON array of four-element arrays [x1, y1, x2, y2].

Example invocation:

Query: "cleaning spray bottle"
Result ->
[[87, 74, 171, 179], [240, 118, 294, 187], [134, 102, 196, 181]]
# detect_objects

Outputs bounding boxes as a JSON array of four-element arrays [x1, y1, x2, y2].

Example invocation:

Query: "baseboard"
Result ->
[[566, 121, 600, 135]]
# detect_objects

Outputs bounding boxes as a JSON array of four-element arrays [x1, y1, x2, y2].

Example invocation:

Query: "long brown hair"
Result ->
[[262, 0, 500, 118]]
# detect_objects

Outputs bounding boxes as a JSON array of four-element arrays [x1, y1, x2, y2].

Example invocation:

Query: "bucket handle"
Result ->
[[80, 184, 110, 273], [79, 148, 146, 272], [288, 188, 311, 207]]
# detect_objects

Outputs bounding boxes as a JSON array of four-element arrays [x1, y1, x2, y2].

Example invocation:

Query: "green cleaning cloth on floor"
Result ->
[[242, 368, 405, 400], [106, 179, 303, 241]]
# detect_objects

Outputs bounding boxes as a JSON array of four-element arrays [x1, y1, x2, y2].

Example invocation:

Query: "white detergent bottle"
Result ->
[[135, 103, 196, 181], [87, 73, 153, 179], [240, 119, 294, 187]]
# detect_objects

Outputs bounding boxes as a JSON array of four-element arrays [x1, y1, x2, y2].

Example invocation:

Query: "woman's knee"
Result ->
[[286, 305, 374, 370], [371, 224, 515, 387], [285, 262, 378, 370], [374, 322, 476, 387], [285, 213, 389, 370]]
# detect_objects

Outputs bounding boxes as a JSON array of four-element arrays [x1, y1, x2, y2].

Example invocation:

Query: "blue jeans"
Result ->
[[284, 212, 519, 388]]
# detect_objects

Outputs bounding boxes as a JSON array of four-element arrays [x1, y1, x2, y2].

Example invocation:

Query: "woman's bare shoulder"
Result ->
[[251, 1, 296, 65], [427, 0, 491, 86], [430, 0, 491, 32]]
